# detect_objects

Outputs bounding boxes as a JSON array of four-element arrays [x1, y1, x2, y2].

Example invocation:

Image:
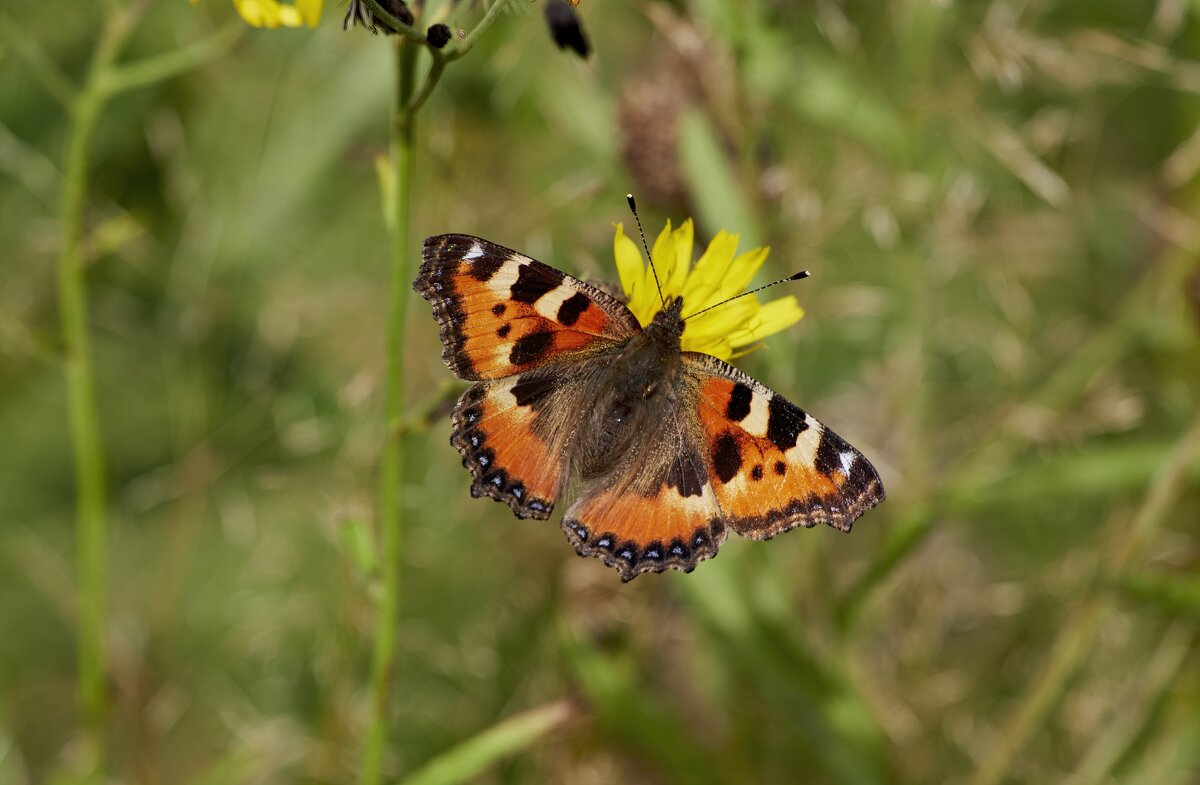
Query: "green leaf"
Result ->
[[746, 48, 906, 161], [395, 701, 575, 785], [1110, 571, 1200, 618], [678, 110, 760, 247], [952, 439, 1200, 509]]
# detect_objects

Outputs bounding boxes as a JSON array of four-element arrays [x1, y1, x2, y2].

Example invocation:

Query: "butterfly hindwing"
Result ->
[[415, 234, 640, 380], [450, 365, 603, 520], [562, 411, 726, 582], [683, 353, 885, 539]]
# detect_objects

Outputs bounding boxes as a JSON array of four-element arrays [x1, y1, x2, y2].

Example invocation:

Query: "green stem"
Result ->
[[446, 0, 508, 61], [406, 52, 447, 116], [357, 5, 511, 780], [99, 22, 243, 95], [58, 4, 137, 775], [361, 35, 419, 785]]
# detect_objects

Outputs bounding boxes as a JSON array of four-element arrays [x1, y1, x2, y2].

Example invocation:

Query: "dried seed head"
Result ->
[[380, 0, 414, 26], [618, 8, 738, 211], [343, 0, 413, 34], [618, 80, 689, 208]]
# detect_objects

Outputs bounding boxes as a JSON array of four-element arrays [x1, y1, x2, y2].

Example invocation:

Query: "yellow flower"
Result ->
[[192, 0, 323, 28], [613, 219, 805, 361]]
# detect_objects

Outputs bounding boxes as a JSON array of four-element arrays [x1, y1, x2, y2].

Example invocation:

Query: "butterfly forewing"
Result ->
[[417, 234, 641, 521], [682, 352, 885, 538], [415, 234, 640, 380]]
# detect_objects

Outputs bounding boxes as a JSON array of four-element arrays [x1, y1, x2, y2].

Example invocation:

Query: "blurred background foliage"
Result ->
[[2, 0, 1200, 783]]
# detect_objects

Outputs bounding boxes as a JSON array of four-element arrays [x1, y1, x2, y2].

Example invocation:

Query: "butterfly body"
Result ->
[[577, 298, 685, 477], [415, 233, 884, 581]]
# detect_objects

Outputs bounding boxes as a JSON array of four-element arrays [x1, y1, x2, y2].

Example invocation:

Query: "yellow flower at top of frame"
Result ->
[[612, 219, 805, 361], [195, 0, 323, 28]]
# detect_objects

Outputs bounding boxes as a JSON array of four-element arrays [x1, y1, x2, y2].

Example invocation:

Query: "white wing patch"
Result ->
[[839, 450, 856, 475], [739, 390, 772, 438], [484, 259, 522, 296], [533, 282, 580, 322]]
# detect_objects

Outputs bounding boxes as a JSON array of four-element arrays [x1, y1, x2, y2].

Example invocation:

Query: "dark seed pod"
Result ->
[[426, 23, 451, 49], [544, 0, 590, 59]]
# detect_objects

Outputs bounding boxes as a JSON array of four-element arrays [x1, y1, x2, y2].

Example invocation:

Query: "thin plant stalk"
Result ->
[[52, 4, 246, 775], [357, 6, 511, 781], [58, 6, 138, 771], [361, 35, 419, 785]]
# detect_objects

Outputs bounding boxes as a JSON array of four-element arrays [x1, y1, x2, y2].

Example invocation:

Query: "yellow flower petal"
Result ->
[[295, 0, 323, 25], [648, 220, 675, 297], [230, 0, 320, 28], [668, 220, 693, 294], [276, 4, 304, 26], [613, 218, 804, 360], [728, 296, 805, 352], [683, 298, 758, 342], [722, 246, 770, 299], [680, 230, 739, 313], [754, 295, 806, 334], [613, 224, 654, 327], [232, 0, 279, 27]]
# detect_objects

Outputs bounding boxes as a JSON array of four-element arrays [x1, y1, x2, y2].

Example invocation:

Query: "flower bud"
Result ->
[[426, 23, 451, 49], [544, 0, 589, 59]]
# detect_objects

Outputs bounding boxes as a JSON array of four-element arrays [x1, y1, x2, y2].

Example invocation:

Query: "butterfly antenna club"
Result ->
[[627, 193, 665, 306], [682, 270, 810, 321]]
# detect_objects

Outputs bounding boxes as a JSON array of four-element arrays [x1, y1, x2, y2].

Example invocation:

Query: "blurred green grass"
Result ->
[[1, 0, 1199, 783]]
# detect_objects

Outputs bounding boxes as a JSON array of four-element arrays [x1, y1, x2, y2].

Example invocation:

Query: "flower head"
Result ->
[[344, 0, 413, 33], [613, 219, 804, 360], [199, 0, 323, 28]]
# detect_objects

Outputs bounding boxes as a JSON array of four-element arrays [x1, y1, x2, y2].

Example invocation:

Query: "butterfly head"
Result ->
[[647, 296, 686, 337]]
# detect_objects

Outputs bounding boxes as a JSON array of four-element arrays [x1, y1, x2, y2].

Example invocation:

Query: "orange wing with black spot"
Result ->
[[449, 371, 581, 520], [682, 353, 885, 539], [561, 417, 727, 582], [415, 234, 640, 380], [418, 234, 639, 520]]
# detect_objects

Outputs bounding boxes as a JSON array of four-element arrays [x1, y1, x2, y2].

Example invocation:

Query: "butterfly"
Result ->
[[413, 232, 885, 581]]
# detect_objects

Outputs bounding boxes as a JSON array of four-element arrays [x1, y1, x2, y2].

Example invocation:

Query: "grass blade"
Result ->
[[678, 109, 759, 247], [396, 701, 576, 785]]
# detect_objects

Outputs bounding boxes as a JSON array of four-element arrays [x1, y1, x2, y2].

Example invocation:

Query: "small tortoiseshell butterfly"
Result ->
[[414, 227, 885, 582]]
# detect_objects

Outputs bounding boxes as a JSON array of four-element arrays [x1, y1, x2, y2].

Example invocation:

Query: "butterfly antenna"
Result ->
[[682, 270, 811, 321], [627, 193, 665, 306]]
